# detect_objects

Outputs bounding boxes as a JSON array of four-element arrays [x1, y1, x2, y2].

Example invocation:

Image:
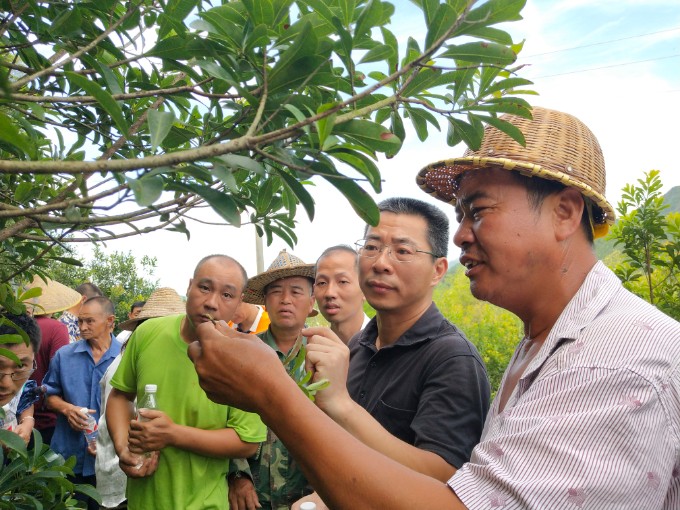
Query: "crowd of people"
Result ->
[[1, 106, 679, 510]]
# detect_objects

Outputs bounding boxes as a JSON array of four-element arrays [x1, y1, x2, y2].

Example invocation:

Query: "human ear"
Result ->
[[553, 188, 585, 241]]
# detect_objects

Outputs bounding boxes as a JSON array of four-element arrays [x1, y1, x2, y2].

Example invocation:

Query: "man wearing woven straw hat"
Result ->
[[107, 255, 266, 510], [189, 107, 680, 509], [58, 282, 104, 344], [228, 249, 317, 510]]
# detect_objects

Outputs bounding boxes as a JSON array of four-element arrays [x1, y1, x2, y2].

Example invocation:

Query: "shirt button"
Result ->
[[359, 390, 366, 399], [369, 361, 376, 368]]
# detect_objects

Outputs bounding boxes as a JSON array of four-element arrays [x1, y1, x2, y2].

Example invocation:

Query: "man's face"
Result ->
[[453, 168, 557, 313], [315, 251, 365, 326], [186, 258, 244, 328], [128, 306, 143, 320], [264, 276, 314, 332], [0, 342, 34, 407], [359, 211, 446, 314], [79, 301, 114, 342]]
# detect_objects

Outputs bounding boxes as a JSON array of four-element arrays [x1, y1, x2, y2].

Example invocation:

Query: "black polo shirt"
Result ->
[[347, 302, 490, 469]]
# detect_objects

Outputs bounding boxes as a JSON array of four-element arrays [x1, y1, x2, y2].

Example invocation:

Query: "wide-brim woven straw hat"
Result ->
[[25, 276, 82, 316], [244, 250, 318, 315], [118, 287, 186, 330], [416, 107, 616, 239]]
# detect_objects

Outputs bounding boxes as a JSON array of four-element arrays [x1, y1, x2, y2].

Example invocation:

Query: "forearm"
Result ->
[[46, 394, 74, 415], [106, 389, 136, 454], [262, 378, 465, 510], [330, 401, 456, 481], [170, 426, 259, 459]]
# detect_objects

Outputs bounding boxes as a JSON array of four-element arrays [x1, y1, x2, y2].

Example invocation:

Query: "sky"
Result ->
[[85, 0, 680, 293]]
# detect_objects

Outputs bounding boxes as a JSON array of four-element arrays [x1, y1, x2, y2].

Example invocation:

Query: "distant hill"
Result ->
[[664, 186, 680, 213]]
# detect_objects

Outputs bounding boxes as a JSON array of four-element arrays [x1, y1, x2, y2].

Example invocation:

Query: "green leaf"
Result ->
[[425, 3, 457, 50], [315, 103, 338, 149], [463, 26, 514, 45], [171, 183, 241, 226], [358, 44, 394, 65], [333, 119, 402, 156], [127, 175, 164, 207], [448, 117, 484, 149], [317, 163, 379, 225], [147, 110, 176, 152], [216, 154, 266, 175], [212, 163, 239, 193], [380, 27, 399, 77], [0, 429, 28, 459], [0, 111, 35, 158], [339, 0, 357, 27], [355, 0, 383, 39], [65, 72, 129, 137], [74, 482, 102, 504], [330, 148, 382, 193], [476, 114, 526, 146], [439, 41, 517, 65], [242, 0, 274, 26], [275, 169, 315, 221], [192, 59, 238, 86]]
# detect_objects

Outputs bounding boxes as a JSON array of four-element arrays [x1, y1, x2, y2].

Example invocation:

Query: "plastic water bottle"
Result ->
[[135, 384, 158, 466], [137, 384, 158, 418], [300, 502, 317, 510], [80, 408, 98, 448]]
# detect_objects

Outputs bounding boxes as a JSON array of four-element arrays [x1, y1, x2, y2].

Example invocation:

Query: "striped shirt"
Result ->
[[449, 261, 680, 509]]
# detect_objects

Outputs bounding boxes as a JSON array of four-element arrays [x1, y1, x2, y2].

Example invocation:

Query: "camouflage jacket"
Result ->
[[229, 329, 311, 510]]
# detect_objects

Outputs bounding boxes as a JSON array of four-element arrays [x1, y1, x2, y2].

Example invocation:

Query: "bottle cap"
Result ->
[[79, 407, 89, 415], [300, 503, 317, 510], [144, 384, 158, 393]]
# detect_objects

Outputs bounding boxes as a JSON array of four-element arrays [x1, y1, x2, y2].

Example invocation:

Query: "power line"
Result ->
[[533, 53, 680, 79], [522, 26, 680, 58]]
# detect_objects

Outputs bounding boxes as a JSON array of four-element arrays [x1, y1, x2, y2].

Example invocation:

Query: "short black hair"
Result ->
[[364, 197, 449, 259], [315, 245, 359, 274], [131, 301, 146, 311], [83, 296, 115, 316], [76, 282, 103, 300], [0, 312, 41, 355], [194, 254, 248, 290]]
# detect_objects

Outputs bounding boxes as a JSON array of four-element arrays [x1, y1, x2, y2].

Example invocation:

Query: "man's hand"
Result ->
[[14, 418, 34, 445], [303, 327, 354, 417], [228, 475, 261, 510], [118, 445, 159, 478], [65, 406, 91, 432], [188, 320, 289, 412], [128, 410, 175, 453]]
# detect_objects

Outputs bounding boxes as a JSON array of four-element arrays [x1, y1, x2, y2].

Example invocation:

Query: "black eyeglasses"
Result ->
[[354, 239, 442, 263], [0, 359, 37, 381]]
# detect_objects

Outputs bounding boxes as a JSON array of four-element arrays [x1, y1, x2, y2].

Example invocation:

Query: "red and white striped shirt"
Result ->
[[449, 262, 680, 509]]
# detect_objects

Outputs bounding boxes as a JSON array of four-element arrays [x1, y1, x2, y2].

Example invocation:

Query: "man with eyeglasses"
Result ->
[[0, 312, 42, 445], [44, 296, 122, 510], [294, 197, 491, 509]]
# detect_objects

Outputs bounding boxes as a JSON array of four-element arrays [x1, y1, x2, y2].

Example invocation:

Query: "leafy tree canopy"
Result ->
[[0, 0, 533, 275]]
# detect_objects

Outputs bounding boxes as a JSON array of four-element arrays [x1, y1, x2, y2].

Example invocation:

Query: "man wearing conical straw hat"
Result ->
[[190, 107, 680, 509], [229, 249, 317, 510]]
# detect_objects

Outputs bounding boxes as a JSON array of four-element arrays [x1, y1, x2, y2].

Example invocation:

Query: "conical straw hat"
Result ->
[[243, 250, 317, 316], [25, 276, 82, 316], [416, 106, 615, 238], [118, 287, 186, 330]]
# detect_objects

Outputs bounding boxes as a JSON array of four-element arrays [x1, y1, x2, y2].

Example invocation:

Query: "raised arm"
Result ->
[[189, 321, 467, 510], [305, 327, 455, 481]]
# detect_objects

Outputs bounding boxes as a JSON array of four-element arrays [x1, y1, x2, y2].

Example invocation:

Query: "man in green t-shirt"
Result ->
[[106, 254, 267, 510]]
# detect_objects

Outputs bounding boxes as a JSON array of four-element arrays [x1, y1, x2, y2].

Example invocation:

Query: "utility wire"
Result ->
[[533, 53, 680, 79], [522, 26, 680, 58]]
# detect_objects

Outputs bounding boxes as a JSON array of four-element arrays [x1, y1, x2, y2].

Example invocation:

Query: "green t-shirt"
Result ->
[[110, 314, 266, 510]]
